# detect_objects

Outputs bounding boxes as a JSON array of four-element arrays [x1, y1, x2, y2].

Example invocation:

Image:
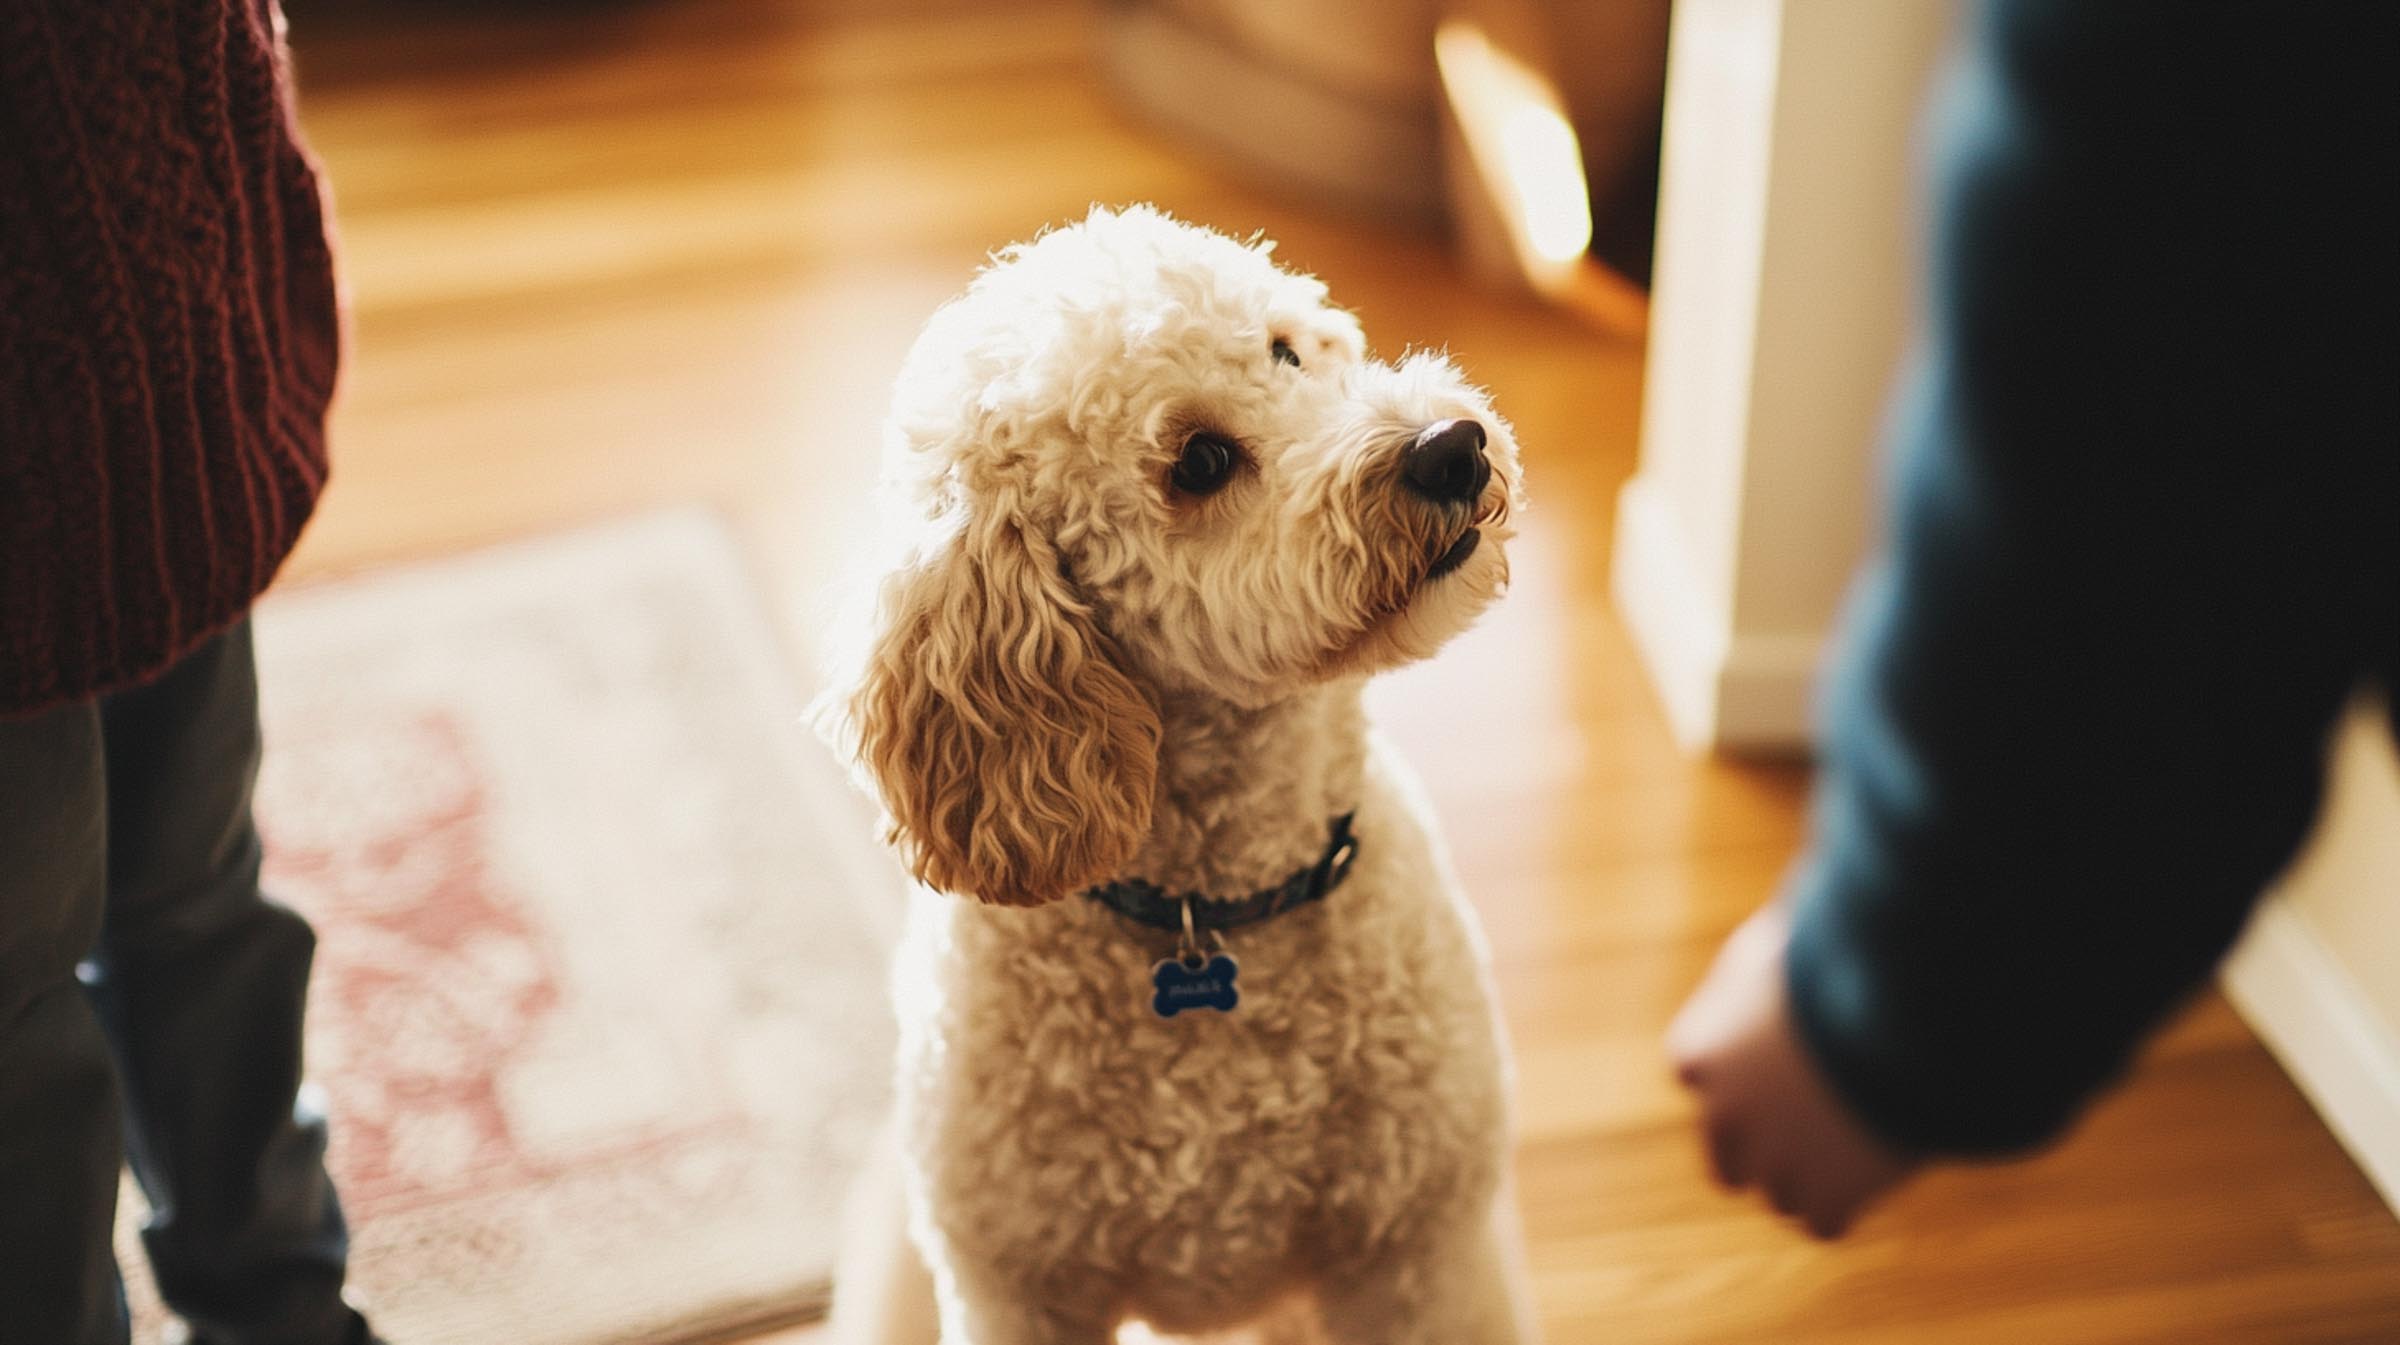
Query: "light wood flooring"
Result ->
[[281, 2, 2400, 1340]]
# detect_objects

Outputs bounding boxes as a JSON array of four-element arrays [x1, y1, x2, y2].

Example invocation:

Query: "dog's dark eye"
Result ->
[[1271, 338, 1302, 369], [1171, 432, 1241, 496]]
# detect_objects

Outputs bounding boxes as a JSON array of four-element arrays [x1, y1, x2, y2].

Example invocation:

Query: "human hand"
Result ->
[[1666, 897, 1920, 1239]]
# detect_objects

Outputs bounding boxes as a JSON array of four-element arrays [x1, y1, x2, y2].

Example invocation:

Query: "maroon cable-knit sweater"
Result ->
[[1, 0, 339, 716]]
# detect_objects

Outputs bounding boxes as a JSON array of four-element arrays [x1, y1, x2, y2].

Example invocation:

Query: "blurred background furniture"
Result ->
[[1099, 0, 1665, 329]]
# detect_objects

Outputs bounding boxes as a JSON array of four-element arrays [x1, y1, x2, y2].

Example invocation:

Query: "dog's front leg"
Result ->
[[1315, 1190, 1539, 1345]]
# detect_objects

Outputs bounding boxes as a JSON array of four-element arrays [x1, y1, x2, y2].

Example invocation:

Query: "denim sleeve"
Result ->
[[1782, 0, 2400, 1156]]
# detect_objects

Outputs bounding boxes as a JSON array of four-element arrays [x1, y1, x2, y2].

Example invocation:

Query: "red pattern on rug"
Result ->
[[266, 709, 565, 1212], [116, 513, 898, 1345]]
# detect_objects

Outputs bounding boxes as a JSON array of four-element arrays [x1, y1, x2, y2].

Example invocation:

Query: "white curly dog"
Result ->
[[827, 205, 1537, 1345]]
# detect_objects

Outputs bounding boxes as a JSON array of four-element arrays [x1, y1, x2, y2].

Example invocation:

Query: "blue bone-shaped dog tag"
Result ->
[[1151, 952, 1240, 1018]]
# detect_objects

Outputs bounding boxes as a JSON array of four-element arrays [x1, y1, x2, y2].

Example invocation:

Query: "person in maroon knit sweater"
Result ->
[[1, 4, 381, 1342]]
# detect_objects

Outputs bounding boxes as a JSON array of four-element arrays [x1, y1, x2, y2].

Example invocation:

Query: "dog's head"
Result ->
[[840, 205, 1523, 906]]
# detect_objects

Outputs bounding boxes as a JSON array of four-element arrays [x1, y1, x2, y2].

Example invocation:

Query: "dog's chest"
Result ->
[[908, 883, 1504, 1296]]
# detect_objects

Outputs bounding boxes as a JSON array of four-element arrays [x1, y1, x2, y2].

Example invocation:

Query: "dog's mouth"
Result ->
[[1313, 519, 1505, 681], [1421, 527, 1481, 584]]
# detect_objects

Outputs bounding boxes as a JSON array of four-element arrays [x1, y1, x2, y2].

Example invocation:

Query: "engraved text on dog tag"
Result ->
[[1151, 952, 1239, 1018]]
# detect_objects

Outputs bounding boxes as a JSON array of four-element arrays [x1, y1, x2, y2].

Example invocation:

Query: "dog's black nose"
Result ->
[[1401, 419, 1491, 504]]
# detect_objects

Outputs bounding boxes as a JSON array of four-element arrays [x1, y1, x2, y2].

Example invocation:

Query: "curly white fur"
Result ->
[[829, 206, 1537, 1345]]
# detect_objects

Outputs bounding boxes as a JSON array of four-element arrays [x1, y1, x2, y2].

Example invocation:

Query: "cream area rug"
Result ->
[[118, 511, 902, 1345]]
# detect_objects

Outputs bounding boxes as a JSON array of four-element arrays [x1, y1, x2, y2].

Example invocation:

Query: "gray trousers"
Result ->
[[0, 621, 365, 1345]]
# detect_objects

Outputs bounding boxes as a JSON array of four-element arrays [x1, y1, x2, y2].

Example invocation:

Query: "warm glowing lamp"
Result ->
[[1436, 21, 1592, 279], [1436, 17, 1645, 334]]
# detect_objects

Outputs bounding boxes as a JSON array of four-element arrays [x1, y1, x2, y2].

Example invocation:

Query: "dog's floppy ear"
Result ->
[[847, 507, 1161, 906]]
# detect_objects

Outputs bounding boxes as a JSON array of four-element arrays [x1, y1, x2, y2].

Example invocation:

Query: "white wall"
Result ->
[[2225, 702, 2400, 1211], [1611, 0, 1945, 752]]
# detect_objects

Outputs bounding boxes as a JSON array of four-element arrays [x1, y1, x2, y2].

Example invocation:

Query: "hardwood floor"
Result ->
[[283, 2, 2400, 1340]]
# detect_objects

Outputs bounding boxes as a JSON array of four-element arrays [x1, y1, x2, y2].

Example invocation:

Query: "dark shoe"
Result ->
[[170, 1303, 385, 1345]]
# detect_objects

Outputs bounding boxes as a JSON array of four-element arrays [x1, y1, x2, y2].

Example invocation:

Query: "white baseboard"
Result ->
[[1713, 631, 1822, 755], [1610, 475, 1723, 747], [1610, 475, 1823, 754], [2223, 898, 2400, 1215]]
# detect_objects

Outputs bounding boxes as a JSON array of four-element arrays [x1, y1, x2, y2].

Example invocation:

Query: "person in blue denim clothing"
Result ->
[[1672, 1, 2397, 1238]]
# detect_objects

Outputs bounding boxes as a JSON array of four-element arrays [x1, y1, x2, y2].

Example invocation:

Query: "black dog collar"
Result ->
[[1085, 812, 1359, 934]]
